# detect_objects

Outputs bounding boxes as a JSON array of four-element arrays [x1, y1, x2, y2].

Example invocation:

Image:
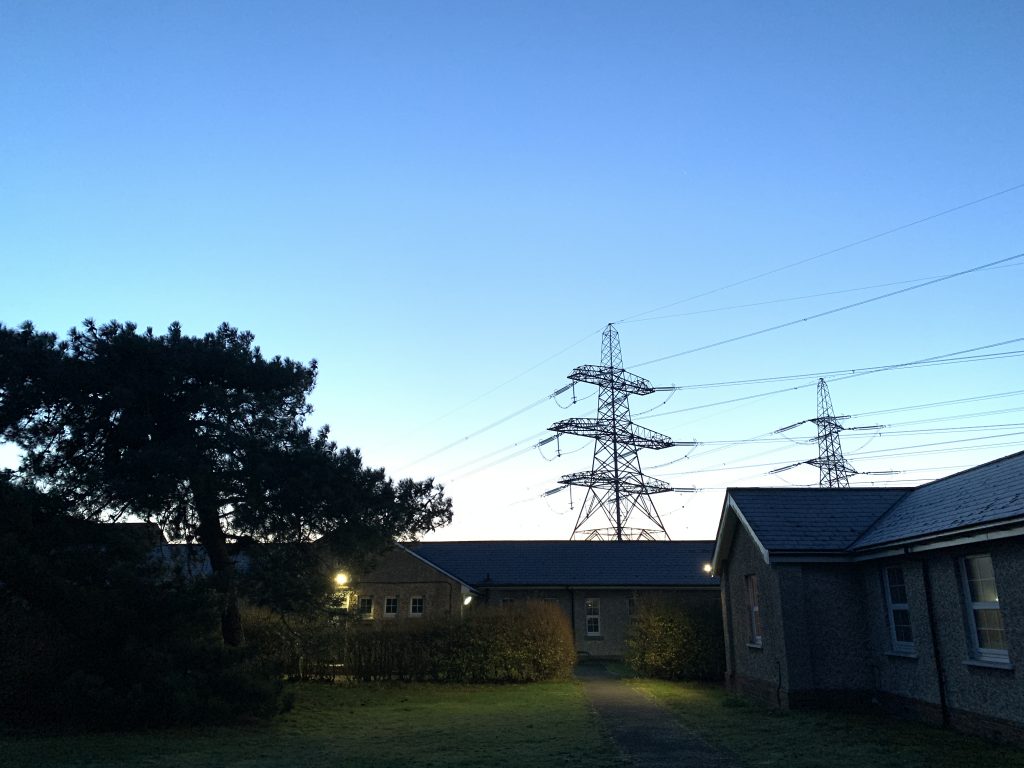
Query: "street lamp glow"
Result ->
[[702, 563, 713, 574], [334, 571, 349, 587]]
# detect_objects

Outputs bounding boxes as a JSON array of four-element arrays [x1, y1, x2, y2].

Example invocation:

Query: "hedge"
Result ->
[[625, 594, 725, 681], [245, 600, 576, 683]]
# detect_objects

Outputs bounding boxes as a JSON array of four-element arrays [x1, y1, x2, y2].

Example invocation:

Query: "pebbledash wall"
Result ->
[[714, 450, 1024, 743], [864, 540, 1024, 737]]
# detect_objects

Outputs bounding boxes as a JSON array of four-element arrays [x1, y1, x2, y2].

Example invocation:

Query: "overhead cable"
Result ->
[[617, 181, 1024, 324], [633, 251, 1024, 369]]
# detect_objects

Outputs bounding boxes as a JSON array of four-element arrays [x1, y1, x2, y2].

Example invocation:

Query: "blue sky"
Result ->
[[2, 2, 1022, 541]]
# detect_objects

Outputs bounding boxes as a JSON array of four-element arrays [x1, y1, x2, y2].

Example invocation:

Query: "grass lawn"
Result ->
[[0, 680, 621, 768], [634, 679, 1024, 768]]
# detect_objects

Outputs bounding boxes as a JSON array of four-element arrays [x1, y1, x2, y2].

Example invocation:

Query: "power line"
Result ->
[[617, 181, 1024, 324], [621, 262, 1023, 325], [656, 342, 1024, 392], [644, 339, 1024, 420], [633, 251, 1024, 369], [849, 388, 1024, 419]]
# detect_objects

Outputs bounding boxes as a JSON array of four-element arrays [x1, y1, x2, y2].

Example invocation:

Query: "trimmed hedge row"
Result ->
[[245, 600, 576, 683], [625, 595, 725, 681]]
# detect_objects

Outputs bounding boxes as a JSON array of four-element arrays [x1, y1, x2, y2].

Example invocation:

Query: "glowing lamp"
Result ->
[[334, 571, 349, 587], [462, 594, 473, 606], [702, 563, 713, 574]]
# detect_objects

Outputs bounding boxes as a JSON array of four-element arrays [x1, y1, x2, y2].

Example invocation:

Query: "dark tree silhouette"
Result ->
[[0, 320, 452, 645]]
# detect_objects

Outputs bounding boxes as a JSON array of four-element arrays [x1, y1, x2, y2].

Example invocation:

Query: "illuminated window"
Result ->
[[585, 598, 601, 636], [384, 596, 398, 617], [962, 554, 1009, 663], [884, 566, 914, 652], [410, 596, 424, 616], [745, 575, 762, 646]]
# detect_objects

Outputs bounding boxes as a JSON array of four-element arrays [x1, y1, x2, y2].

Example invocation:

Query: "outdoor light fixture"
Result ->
[[334, 571, 349, 587], [702, 563, 713, 574], [462, 594, 473, 606]]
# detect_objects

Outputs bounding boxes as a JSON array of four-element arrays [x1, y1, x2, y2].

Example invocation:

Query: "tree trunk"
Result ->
[[194, 483, 244, 647]]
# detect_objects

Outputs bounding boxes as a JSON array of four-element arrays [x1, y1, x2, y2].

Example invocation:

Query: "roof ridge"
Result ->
[[898, 448, 1024, 492], [847, 488, 914, 550]]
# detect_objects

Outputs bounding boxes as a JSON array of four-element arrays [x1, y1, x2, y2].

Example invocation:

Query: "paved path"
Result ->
[[575, 663, 736, 768]]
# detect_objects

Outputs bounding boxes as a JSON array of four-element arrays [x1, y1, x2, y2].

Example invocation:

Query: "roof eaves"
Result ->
[[850, 518, 1024, 558], [712, 492, 770, 573], [396, 542, 479, 593]]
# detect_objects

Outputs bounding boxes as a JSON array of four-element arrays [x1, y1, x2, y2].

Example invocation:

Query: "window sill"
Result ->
[[747, 642, 763, 650], [964, 658, 1013, 671], [885, 649, 918, 660]]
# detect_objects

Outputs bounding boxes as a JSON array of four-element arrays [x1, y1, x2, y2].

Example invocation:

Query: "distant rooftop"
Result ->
[[407, 540, 718, 587]]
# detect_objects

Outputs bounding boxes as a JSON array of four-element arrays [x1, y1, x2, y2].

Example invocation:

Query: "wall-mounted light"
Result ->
[[463, 594, 473, 606], [334, 571, 350, 587], [702, 563, 713, 574]]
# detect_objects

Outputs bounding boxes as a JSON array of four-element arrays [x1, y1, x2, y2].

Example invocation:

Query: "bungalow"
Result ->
[[712, 449, 1024, 741], [349, 540, 719, 657]]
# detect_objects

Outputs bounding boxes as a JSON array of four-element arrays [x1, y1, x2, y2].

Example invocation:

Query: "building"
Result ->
[[349, 539, 718, 657], [712, 450, 1024, 741]]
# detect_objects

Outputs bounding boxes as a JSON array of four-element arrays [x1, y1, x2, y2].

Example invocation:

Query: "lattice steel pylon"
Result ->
[[809, 378, 855, 487], [548, 324, 681, 541]]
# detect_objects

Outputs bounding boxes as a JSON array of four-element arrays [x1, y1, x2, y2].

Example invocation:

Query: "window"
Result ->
[[884, 566, 914, 652], [384, 596, 398, 617], [358, 596, 374, 618], [409, 596, 424, 617], [745, 575, 762, 646], [962, 554, 1009, 663], [585, 598, 601, 636]]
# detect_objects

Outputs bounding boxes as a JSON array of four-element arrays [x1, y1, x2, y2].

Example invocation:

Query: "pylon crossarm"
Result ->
[[573, 526, 669, 541], [568, 364, 655, 395], [559, 471, 671, 494], [548, 418, 672, 449]]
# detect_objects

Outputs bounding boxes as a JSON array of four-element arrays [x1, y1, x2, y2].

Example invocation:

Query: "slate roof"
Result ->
[[406, 540, 718, 587], [726, 488, 911, 552], [724, 450, 1024, 556], [854, 450, 1024, 549]]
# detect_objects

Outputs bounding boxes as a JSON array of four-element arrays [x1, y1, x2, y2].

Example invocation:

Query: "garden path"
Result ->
[[575, 662, 737, 768]]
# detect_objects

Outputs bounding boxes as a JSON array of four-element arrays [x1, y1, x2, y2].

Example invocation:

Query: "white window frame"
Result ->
[[745, 574, 762, 647], [383, 596, 398, 618], [585, 598, 601, 637], [961, 554, 1010, 664], [883, 565, 915, 653], [409, 596, 424, 617]]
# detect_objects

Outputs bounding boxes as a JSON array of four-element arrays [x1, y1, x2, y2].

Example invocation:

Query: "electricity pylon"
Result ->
[[809, 378, 854, 487], [549, 324, 690, 540], [772, 378, 860, 487]]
